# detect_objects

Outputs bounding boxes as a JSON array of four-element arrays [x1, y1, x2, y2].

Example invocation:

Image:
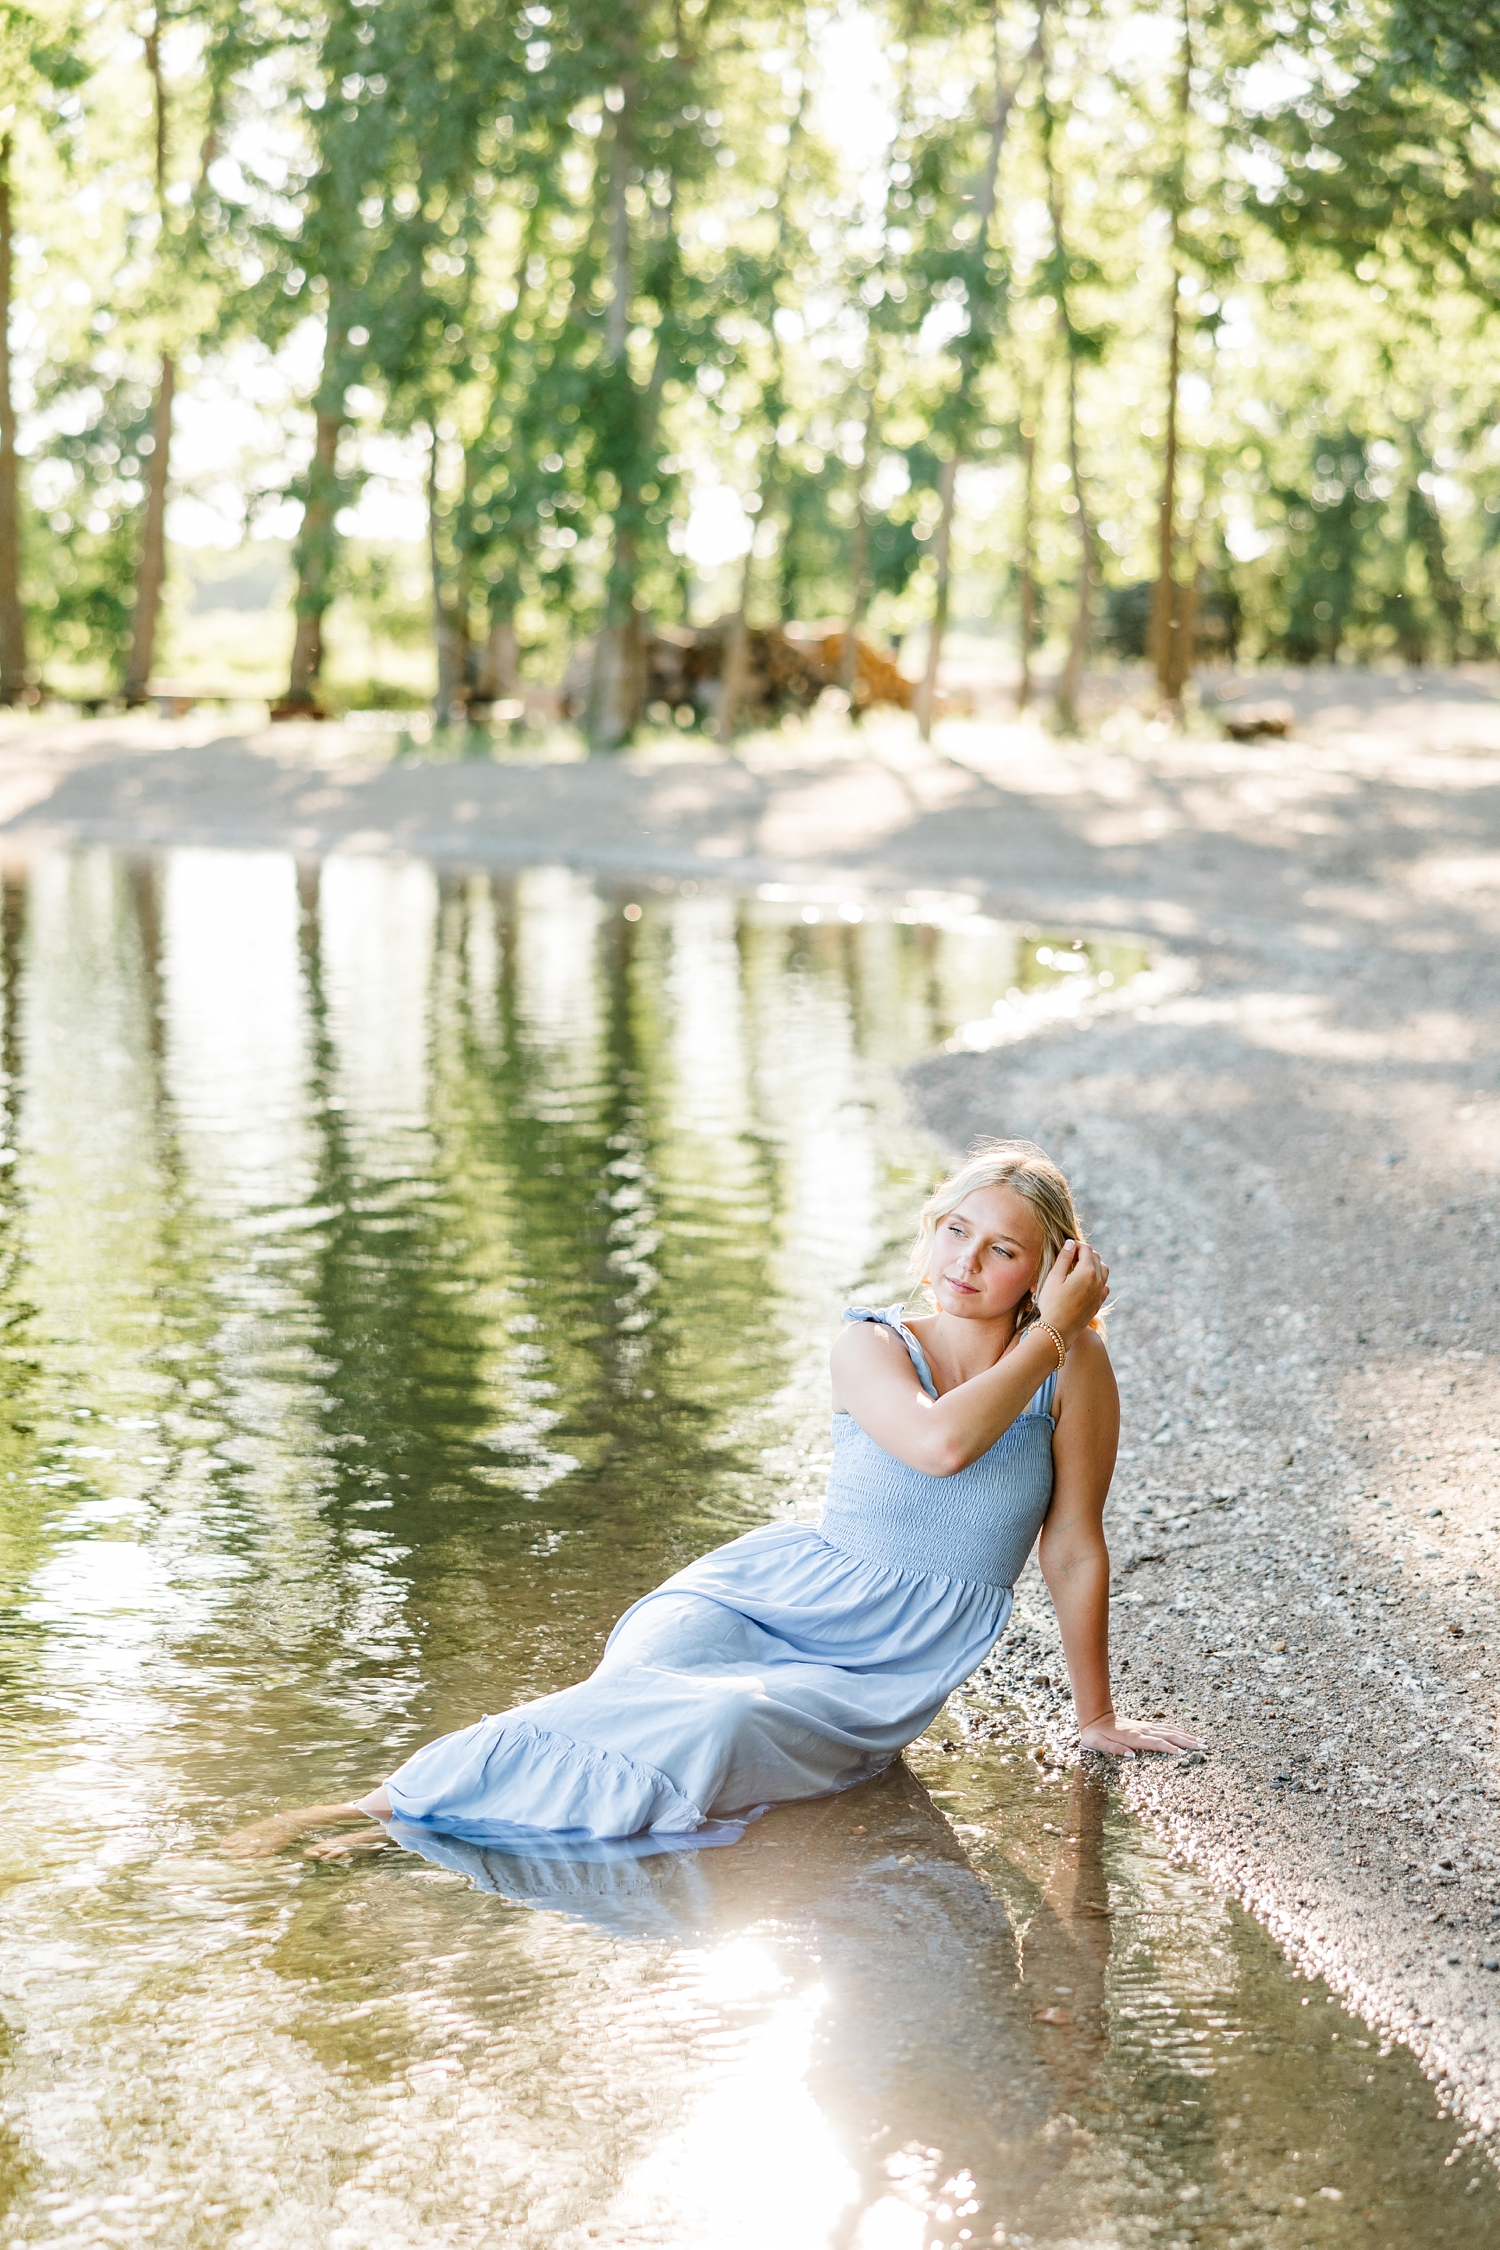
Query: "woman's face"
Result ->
[[928, 1185, 1046, 1323]]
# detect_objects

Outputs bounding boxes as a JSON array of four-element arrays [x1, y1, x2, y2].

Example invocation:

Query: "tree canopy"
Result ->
[[6, 0, 1500, 737]]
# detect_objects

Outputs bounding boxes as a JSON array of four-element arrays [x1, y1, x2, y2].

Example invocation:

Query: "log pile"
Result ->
[[785, 625, 917, 712], [643, 619, 826, 722], [638, 618, 925, 725], [1220, 703, 1292, 741], [558, 617, 965, 731]]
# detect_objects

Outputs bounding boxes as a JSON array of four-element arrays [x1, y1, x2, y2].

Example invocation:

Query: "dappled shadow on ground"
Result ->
[[4, 700, 1499, 986], [906, 732, 1500, 2125]]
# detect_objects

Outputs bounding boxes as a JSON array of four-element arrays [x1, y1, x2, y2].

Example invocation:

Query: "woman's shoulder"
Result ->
[[832, 1314, 904, 1359], [1068, 1324, 1112, 1367], [1054, 1324, 1117, 1414], [833, 1308, 916, 1363], [831, 1306, 930, 1414]]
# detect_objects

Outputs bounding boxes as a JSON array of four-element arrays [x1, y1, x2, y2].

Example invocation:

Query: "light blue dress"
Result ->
[[381, 1306, 1059, 1843]]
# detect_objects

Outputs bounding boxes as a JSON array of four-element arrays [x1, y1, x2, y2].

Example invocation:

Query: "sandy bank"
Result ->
[[901, 685, 1500, 2144], [3, 671, 1500, 2135]]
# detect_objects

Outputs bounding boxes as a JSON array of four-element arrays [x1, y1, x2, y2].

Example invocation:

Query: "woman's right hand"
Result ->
[[1037, 1239, 1110, 1341]]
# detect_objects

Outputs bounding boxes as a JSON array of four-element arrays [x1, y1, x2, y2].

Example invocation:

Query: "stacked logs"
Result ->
[[644, 620, 833, 722], [562, 619, 935, 729]]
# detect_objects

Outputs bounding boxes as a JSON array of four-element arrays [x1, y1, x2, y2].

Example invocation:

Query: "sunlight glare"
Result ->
[[850, 2197, 929, 2249], [683, 482, 754, 567], [599, 1978, 857, 2246]]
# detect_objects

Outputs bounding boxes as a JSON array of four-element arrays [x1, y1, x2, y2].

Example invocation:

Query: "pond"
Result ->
[[0, 846, 1491, 2247]]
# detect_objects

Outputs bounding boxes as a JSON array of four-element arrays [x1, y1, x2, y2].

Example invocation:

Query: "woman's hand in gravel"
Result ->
[[1078, 1712, 1205, 1758], [1036, 1239, 1110, 1343]]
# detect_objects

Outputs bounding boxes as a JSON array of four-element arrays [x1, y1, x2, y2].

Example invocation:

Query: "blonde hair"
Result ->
[[908, 1138, 1096, 1330]]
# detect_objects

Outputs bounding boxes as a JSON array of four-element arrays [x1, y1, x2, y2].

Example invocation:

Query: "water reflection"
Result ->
[[0, 847, 1491, 2246], [331, 1764, 1054, 2248]]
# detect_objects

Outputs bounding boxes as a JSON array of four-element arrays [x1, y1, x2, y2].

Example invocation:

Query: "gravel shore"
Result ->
[[904, 680, 1500, 2146], [4, 669, 1500, 2133]]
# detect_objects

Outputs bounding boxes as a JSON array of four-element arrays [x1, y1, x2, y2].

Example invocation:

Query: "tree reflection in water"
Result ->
[[0, 848, 1490, 2249]]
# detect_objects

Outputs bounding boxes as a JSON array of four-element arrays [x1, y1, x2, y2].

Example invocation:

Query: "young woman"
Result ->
[[229, 1140, 1199, 1858]]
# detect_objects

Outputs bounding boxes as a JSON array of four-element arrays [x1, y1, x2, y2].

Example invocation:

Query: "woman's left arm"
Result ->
[[1038, 1331, 1205, 1758]]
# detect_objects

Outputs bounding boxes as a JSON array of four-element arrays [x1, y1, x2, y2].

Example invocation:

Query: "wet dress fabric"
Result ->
[[381, 1306, 1059, 1843]]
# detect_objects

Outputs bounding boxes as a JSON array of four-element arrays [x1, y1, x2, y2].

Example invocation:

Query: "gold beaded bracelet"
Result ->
[[1036, 1319, 1068, 1374]]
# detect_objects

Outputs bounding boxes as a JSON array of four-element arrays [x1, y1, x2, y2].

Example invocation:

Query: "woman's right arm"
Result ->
[[830, 1243, 1109, 1475]]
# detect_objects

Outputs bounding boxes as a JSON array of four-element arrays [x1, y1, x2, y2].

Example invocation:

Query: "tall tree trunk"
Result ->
[[455, 455, 481, 712], [280, 332, 344, 717], [0, 134, 28, 706], [1042, 69, 1092, 737], [915, 3, 1043, 741], [1150, 0, 1193, 708], [428, 430, 464, 727], [839, 495, 869, 711], [1166, 475, 1204, 698], [1016, 410, 1037, 711], [605, 89, 632, 363], [587, 348, 672, 752], [837, 35, 923, 726], [586, 531, 647, 748], [839, 382, 878, 713], [124, 14, 174, 704], [585, 82, 648, 750], [716, 71, 810, 743], [1149, 265, 1182, 700], [1405, 427, 1465, 658], [716, 535, 757, 742], [474, 607, 520, 709], [123, 356, 175, 704], [1055, 345, 1094, 734], [914, 456, 957, 738]]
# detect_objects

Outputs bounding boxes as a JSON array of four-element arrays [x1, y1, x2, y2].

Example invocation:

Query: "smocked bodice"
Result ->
[[818, 1305, 1057, 1592]]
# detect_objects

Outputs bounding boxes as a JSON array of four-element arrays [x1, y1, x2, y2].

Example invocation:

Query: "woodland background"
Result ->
[[3, 0, 1499, 744]]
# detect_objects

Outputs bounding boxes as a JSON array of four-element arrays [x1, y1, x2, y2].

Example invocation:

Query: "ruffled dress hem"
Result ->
[[385, 1712, 708, 1841]]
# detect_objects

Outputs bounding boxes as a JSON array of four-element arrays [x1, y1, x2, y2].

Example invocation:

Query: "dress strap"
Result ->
[[844, 1305, 1059, 1418], [842, 1304, 939, 1400]]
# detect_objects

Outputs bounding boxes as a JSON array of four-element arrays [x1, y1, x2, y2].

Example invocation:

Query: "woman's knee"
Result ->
[[605, 1591, 732, 1668]]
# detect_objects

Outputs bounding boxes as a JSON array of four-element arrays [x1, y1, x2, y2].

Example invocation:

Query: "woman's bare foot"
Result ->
[[222, 1802, 374, 1859], [305, 1829, 391, 1862]]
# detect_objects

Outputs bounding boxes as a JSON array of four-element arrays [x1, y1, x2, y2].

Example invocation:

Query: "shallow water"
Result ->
[[0, 846, 1492, 2247]]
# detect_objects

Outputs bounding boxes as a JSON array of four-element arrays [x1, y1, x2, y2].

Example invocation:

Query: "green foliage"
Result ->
[[1270, 435, 1380, 662], [1099, 581, 1153, 661], [10, 0, 1500, 706], [335, 675, 429, 710], [26, 371, 164, 678], [0, 1, 91, 101]]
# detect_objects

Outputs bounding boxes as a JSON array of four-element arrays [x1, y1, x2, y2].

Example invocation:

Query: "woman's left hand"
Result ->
[[1078, 1711, 1205, 1758]]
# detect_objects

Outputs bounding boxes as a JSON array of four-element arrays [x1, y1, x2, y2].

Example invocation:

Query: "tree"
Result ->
[[0, 124, 25, 705], [121, 9, 176, 705], [450, 143, 598, 719], [249, 0, 529, 713], [14, 0, 1500, 724], [1037, 21, 1104, 734], [912, 1, 1041, 739], [0, 5, 88, 704], [578, 8, 739, 748], [576, 69, 651, 742], [1251, 1, 1500, 302], [714, 56, 814, 740], [263, 0, 390, 715], [1147, 0, 1192, 708]]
